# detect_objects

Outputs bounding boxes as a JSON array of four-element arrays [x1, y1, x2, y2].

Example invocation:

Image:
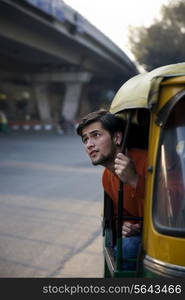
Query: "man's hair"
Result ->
[[76, 109, 125, 138]]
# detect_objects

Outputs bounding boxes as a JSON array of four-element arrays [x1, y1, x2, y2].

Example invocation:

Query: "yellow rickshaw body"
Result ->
[[144, 77, 185, 272], [109, 63, 185, 277]]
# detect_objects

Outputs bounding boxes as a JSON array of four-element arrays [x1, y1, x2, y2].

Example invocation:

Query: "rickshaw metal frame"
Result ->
[[103, 63, 185, 278]]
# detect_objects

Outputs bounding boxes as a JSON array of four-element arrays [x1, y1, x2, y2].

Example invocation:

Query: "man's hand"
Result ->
[[114, 153, 138, 187], [122, 221, 141, 237]]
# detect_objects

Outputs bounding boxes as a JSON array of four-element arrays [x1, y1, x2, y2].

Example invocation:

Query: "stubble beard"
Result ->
[[91, 154, 111, 166], [91, 143, 117, 167]]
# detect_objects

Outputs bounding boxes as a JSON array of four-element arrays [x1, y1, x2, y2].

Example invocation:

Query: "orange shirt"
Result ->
[[102, 149, 147, 218]]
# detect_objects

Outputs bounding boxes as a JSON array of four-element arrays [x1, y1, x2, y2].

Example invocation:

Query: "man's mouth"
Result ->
[[90, 150, 98, 158]]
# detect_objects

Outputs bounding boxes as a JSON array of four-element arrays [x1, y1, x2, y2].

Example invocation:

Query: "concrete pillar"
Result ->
[[61, 72, 92, 122], [33, 71, 92, 125], [62, 82, 82, 121], [33, 83, 51, 122], [76, 85, 91, 120]]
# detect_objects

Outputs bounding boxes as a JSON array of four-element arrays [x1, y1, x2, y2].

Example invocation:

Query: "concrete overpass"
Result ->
[[0, 0, 138, 130]]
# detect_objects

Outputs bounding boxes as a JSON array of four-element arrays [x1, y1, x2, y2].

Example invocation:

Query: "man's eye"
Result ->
[[82, 137, 87, 144], [94, 132, 100, 138]]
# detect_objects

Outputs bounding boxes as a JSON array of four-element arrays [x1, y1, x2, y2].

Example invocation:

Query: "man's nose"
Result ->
[[86, 138, 95, 149]]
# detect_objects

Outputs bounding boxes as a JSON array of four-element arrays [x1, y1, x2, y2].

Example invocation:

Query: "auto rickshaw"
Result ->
[[103, 62, 185, 278]]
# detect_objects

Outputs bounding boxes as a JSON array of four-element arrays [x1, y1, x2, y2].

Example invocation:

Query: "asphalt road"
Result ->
[[0, 131, 104, 278]]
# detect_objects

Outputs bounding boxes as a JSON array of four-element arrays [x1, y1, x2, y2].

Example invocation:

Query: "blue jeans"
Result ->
[[114, 236, 141, 270]]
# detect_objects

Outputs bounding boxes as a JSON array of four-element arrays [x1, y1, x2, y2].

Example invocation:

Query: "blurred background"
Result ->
[[0, 0, 184, 277]]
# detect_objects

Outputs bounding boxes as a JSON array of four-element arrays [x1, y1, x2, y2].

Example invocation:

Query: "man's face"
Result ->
[[81, 121, 117, 166]]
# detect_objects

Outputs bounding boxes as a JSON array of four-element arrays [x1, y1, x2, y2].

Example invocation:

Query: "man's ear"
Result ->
[[113, 131, 122, 146]]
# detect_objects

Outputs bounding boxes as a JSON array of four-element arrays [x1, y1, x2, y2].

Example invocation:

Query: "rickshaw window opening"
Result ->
[[152, 224, 185, 238], [153, 97, 185, 236], [155, 89, 185, 127], [126, 109, 150, 150]]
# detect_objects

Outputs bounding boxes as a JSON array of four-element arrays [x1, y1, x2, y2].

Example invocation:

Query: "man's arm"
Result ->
[[114, 151, 145, 237]]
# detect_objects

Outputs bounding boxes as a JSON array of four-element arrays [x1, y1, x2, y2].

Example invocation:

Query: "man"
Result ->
[[76, 109, 147, 269]]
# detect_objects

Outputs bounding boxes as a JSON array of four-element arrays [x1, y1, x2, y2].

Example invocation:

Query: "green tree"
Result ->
[[128, 0, 185, 71]]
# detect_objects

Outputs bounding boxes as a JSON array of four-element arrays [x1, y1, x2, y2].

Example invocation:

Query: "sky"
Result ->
[[64, 0, 170, 60]]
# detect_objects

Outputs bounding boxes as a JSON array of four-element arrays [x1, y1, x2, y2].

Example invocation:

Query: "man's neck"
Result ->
[[102, 147, 122, 174]]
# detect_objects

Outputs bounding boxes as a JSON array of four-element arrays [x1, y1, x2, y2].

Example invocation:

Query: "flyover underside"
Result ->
[[0, 0, 138, 130], [0, 0, 134, 77]]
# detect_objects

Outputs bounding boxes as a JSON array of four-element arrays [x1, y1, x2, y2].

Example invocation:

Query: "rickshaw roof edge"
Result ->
[[110, 62, 185, 114]]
